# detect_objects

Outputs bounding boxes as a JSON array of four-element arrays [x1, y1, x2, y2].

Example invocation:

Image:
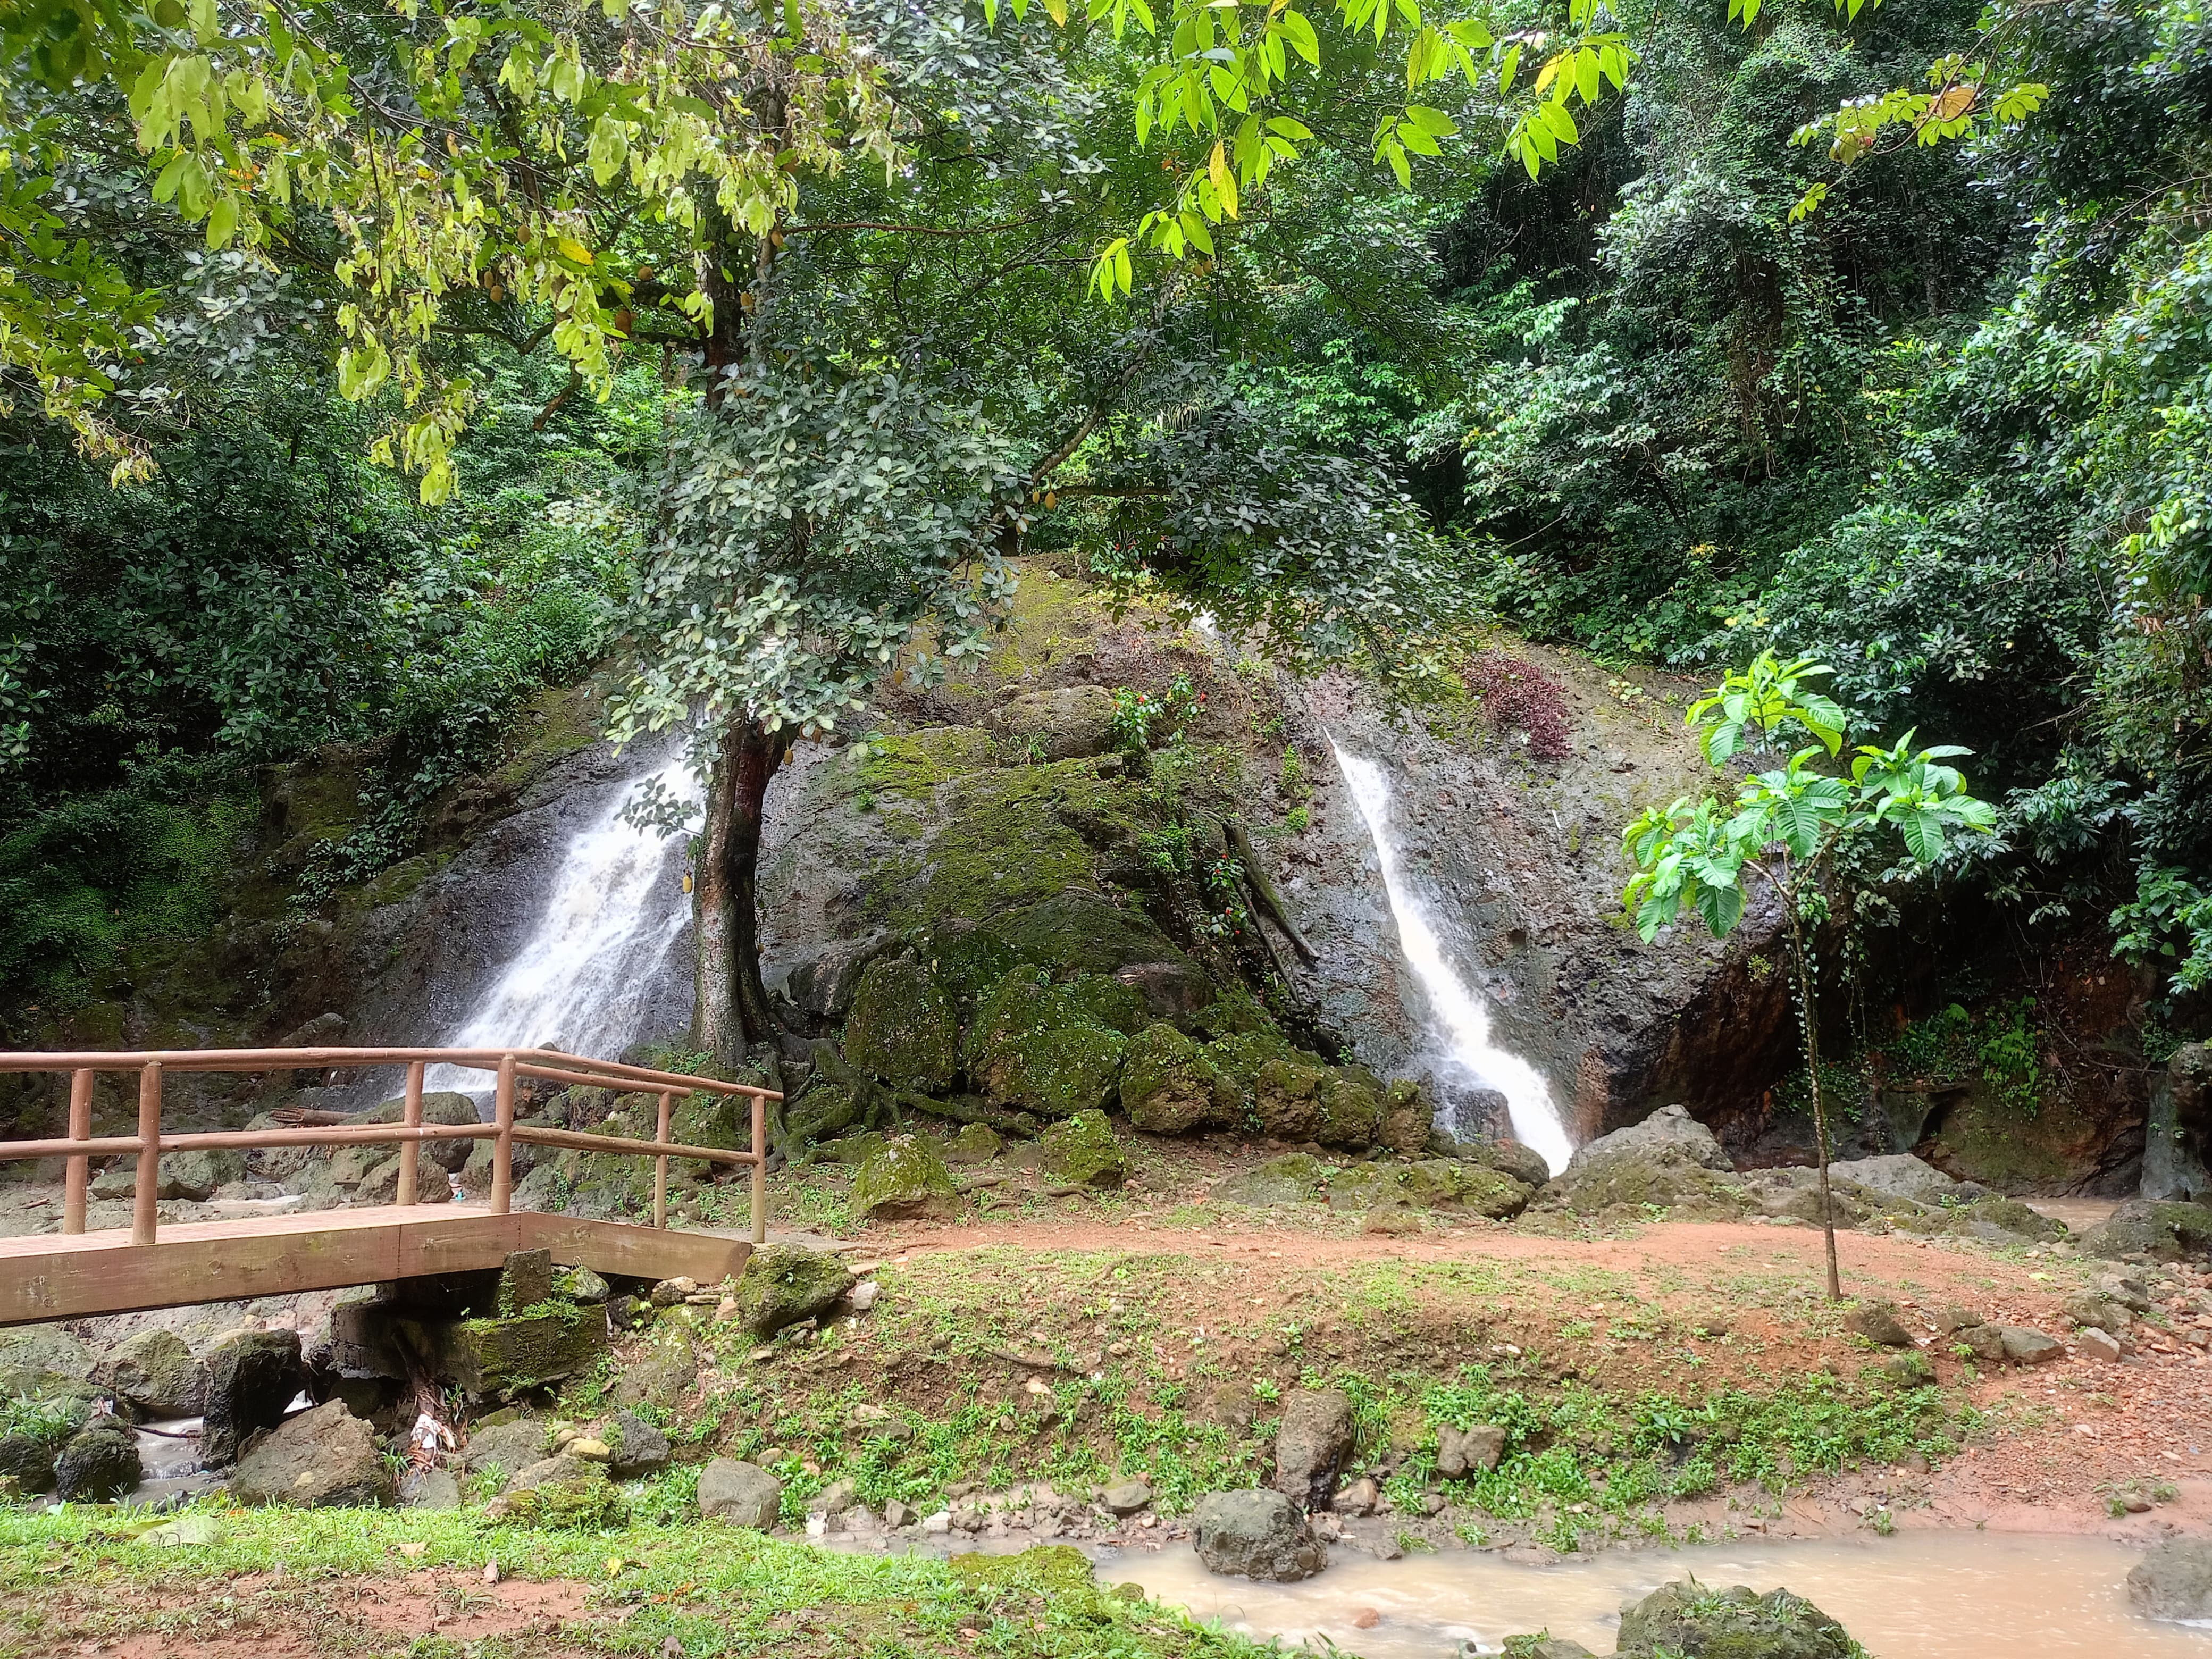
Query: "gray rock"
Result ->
[[555, 1266, 611, 1304], [94, 1329, 206, 1418], [1219, 1153, 1327, 1208], [1461, 1138, 1554, 1191], [0, 1326, 96, 1396], [0, 1430, 60, 1494], [1827, 1153, 1963, 1206], [2080, 1199, 2212, 1262], [1541, 1105, 1748, 1220], [1191, 1489, 1326, 1581], [1616, 1580, 1857, 1658], [986, 685, 1120, 760], [809, 1476, 857, 1516], [504, 1452, 599, 1493], [1569, 1104, 1732, 1174], [850, 1134, 963, 1219], [464, 1417, 550, 1477], [54, 1421, 140, 1502], [1273, 1387, 1354, 1507], [610, 1345, 700, 1410], [230, 1401, 395, 1507], [2095, 1271, 2154, 1313], [1436, 1423, 1506, 1478], [1499, 1642, 1597, 1659], [202, 1329, 304, 1467], [698, 1458, 782, 1527], [2063, 1292, 2134, 1333], [605, 1410, 671, 1479], [1998, 1327, 2064, 1364], [2131, 1536, 2212, 1621], [357, 1091, 483, 1172], [156, 1149, 249, 1202], [1101, 1478, 1153, 1516], [401, 1468, 463, 1510], [1955, 1323, 2007, 1363], [2077, 1327, 2124, 1362], [728, 1244, 857, 1336], [1845, 1300, 1915, 1347]]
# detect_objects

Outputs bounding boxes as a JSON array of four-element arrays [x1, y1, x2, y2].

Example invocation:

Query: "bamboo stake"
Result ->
[[397, 1060, 424, 1208], [132, 1061, 162, 1246], [491, 1053, 516, 1216], [63, 1069, 92, 1235], [653, 1090, 673, 1229]]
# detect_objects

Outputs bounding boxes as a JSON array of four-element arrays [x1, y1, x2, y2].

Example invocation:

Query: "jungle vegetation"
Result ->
[[0, 0, 2203, 1058]]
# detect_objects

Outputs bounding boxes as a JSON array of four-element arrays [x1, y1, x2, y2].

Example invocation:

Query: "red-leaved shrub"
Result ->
[[1462, 651, 1572, 762]]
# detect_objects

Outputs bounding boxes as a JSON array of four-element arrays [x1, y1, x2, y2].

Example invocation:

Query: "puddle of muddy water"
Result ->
[[1096, 1531, 2212, 1658]]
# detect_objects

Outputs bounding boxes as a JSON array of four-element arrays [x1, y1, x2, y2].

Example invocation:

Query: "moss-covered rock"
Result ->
[[1219, 1152, 1327, 1206], [843, 958, 959, 1092], [1120, 1024, 1236, 1134], [966, 968, 1133, 1117], [950, 1544, 1097, 1594], [411, 1303, 609, 1401], [944, 1122, 1002, 1163], [1039, 1109, 1127, 1188], [1380, 1079, 1435, 1153], [991, 890, 1185, 978], [1253, 1057, 1382, 1148], [2080, 1198, 2212, 1261], [985, 686, 1120, 760], [1329, 1158, 1534, 1219], [730, 1244, 856, 1336], [850, 1134, 962, 1219], [1613, 1579, 1859, 1659], [497, 1472, 630, 1530]]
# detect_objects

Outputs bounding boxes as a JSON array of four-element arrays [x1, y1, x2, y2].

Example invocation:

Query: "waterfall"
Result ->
[[424, 750, 701, 1096], [1331, 742, 1574, 1175]]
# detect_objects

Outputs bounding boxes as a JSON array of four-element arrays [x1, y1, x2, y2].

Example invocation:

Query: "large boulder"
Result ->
[[358, 1091, 483, 1172], [0, 1430, 60, 1494], [1828, 1153, 1972, 1206], [990, 891, 1185, 979], [464, 1417, 551, 1477], [54, 1421, 140, 1502], [94, 1150, 248, 1202], [850, 1135, 962, 1220], [730, 1244, 856, 1336], [1120, 1024, 1236, 1134], [1253, 1058, 1382, 1149], [0, 1327, 95, 1400], [2130, 1536, 2212, 1622], [1272, 1387, 1354, 1508], [698, 1457, 782, 1527], [966, 969, 1136, 1117], [2079, 1199, 2212, 1261], [1540, 1105, 1748, 1220], [93, 1329, 205, 1418], [1219, 1153, 1327, 1208], [1038, 1109, 1127, 1189], [986, 685, 1120, 760], [1614, 1580, 1858, 1659], [202, 1329, 305, 1467], [1328, 1158, 1533, 1220], [843, 958, 959, 1092], [1191, 1489, 1326, 1581], [230, 1400, 396, 1507]]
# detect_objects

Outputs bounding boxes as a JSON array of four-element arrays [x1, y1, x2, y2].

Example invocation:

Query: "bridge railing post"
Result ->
[[133, 1061, 162, 1246], [750, 1093, 766, 1246], [490, 1053, 516, 1214], [397, 1060, 424, 1207], [652, 1090, 673, 1229], [63, 1068, 92, 1235]]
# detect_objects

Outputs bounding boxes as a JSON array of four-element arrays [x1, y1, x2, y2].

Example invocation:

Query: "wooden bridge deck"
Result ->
[[0, 1205, 751, 1326]]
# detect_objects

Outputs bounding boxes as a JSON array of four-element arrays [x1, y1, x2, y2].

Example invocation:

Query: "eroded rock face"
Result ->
[[203, 1329, 305, 1467], [1191, 1489, 1326, 1582]]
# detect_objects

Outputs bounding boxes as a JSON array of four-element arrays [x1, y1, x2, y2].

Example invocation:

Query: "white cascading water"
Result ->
[[1331, 742, 1574, 1175], [424, 751, 701, 1097]]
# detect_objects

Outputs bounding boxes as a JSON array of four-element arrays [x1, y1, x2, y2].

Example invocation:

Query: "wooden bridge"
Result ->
[[0, 1047, 776, 1326]]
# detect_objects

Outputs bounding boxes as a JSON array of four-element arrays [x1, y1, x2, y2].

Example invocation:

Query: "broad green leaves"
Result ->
[[1786, 55, 2051, 220], [1620, 653, 1993, 944]]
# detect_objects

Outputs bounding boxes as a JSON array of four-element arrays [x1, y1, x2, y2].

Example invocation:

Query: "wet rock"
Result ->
[[2080, 1199, 2212, 1261], [943, 1123, 1003, 1163], [0, 1431, 59, 1494], [2130, 1535, 2212, 1621], [730, 1244, 856, 1337], [1845, 1300, 1914, 1347], [843, 958, 959, 1092], [358, 1091, 483, 1173], [1120, 1024, 1236, 1134], [1254, 1057, 1382, 1149], [1435, 1423, 1506, 1477], [1039, 1109, 1127, 1188], [703, 1469, 792, 1530], [967, 969, 1136, 1117], [1273, 1387, 1354, 1507], [230, 1400, 395, 1507], [1998, 1327, 2064, 1365], [986, 685, 1120, 759], [1378, 1079, 1434, 1154], [1191, 1489, 1326, 1581], [1615, 1579, 1858, 1659], [1459, 1137, 1555, 1191], [851, 1134, 962, 1220], [1101, 1478, 1153, 1515], [605, 1410, 671, 1478], [1335, 1474, 1380, 1516], [54, 1421, 141, 1502], [1219, 1153, 1327, 1207], [94, 1329, 206, 1418], [202, 1328, 305, 1467]]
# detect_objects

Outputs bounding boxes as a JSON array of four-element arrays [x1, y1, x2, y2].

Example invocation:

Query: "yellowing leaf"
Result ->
[[1208, 138, 1238, 217], [555, 234, 596, 264]]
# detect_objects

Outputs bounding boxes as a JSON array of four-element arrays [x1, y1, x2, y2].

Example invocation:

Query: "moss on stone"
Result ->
[[847, 726, 1003, 803], [1218, 1152, 1327, 1206], [966, 968, 1133, 1116], [950, 1544, 1096, 1594], [850, 1134, 962, 1220], [1202, 1028, 1298, 1108], [843, 957, 959, 1091], [1022, 1024, 1130, 1118], [731, 1244, 856, 1335], [1328, 1158, 1532, 1219], [430, 1303, 609, 1399], [1040, 1109, 1126, 1188], [1120, 1023, 1234, 1134], [1254, 1057, 1382, 1148], [990, 890, 1184, 978], [497, 1473, 630, 1531]]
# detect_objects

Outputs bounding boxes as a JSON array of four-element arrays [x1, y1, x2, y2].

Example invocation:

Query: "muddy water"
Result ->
[[1097, 1532, 2211, 1657]]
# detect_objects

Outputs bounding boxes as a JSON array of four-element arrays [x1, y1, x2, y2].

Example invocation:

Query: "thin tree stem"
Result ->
[[1786, 896, 1842, 1301]]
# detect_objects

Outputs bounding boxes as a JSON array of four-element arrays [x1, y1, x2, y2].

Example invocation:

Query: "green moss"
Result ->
[[498, 1473, 630, 1531], [1218, 1153, 1327, 1206], [1021, 1025, 1130, 1118], [850, 1135, 962, 1220], [843, 958, 959, 1091], [1253, 1056, 1382, 1147], [949, 1544, 1096, 1594], [1120, 1024, 1232, 1134], [1039, 1109, 1127, 1188], [966, 969, 1130, 1116], [1202, 1028, 1298, 1105], [1329, 1159, 1533, 1219], [849, 727, 1002, 803]]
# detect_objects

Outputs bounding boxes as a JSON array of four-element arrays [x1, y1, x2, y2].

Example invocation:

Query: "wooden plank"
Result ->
[[0, 1207, 750, 1326]]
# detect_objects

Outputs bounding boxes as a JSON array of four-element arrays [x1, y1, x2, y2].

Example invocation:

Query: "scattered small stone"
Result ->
[[1999, 1327, 2065, 1365], [922, 1510, 953, 1534], [1101, 1478, 1153, 1516], [1351, 1608, 1382, 1631], [885, 1498, 916, 1529], [848, 1280, 881, 1313], [2079, 1327, 2125, 1362], [1335, 1475, 1380, 1516], [1435, 1424, 1506, 1478], [650, 1277, 697, 1308], [1845, 1300, 1914, 1348]]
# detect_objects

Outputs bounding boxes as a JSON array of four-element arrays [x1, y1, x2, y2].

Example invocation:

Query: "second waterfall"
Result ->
[[1331, 743, 1574, 1175]]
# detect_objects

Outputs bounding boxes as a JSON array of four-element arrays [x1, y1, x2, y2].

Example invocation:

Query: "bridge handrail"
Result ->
[[0, 1046, 774, 1249]]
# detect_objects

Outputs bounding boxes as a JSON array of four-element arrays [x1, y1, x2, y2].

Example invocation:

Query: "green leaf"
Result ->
[[1694, 880, 1745, 938]]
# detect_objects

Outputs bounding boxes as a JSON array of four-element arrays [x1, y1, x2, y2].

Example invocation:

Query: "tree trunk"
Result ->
[[694, 716, 790, 1063], [1785, 901, 1842, 1302]]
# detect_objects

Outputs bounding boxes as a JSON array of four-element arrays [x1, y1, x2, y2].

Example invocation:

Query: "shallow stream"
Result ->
[[1095, 1531, 2211, 1657]]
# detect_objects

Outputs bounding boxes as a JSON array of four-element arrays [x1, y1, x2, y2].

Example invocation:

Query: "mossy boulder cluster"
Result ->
[[1509, 1579, 1863, 1658]]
